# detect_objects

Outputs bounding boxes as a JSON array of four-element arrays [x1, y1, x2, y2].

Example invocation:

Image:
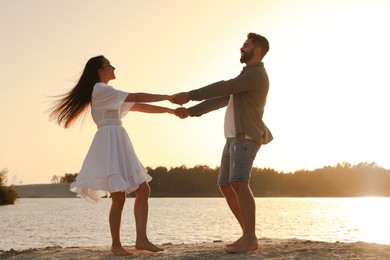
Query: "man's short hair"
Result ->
[[247, 33, 269, 58]]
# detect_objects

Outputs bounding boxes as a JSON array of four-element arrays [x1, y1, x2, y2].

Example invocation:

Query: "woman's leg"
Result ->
[[134, 182, 163, 252], [110, 192, 131, 255]]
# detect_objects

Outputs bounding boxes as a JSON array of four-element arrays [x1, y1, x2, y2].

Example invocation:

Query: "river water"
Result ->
[[1, 197, 390, 250]]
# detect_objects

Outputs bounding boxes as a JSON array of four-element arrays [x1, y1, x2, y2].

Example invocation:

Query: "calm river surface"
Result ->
[[1, 197, 390, 250]]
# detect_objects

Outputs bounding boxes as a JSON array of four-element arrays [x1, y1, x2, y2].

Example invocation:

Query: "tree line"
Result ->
[[54, 161, 390, 197], [0, 168, 18, 205]]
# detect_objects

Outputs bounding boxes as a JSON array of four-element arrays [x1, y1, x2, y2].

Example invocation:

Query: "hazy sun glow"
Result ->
[[1, 0, 390, 184], [339, 197, 390, 244]]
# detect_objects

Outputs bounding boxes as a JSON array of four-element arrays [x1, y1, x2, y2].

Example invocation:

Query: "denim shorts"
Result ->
[[218, 138, 261, 185]]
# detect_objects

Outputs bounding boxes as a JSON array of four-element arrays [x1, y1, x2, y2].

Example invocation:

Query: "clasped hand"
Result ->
[[168, 92, 191, 119], [169, 92, 190, 106]]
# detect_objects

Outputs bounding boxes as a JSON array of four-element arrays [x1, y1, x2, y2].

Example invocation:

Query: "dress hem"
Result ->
[[69, 173, 152, 201]]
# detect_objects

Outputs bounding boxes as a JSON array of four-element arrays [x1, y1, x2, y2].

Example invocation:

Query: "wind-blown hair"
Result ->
[[49, 55, 105, 128], [247, 33, 269, 59]]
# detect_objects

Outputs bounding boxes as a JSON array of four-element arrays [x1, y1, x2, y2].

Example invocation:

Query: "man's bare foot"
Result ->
[[226, 236, 243, 247], [111, 245, 132, 256], [135, 240, 164, 252], [225, 237, 258, 254]]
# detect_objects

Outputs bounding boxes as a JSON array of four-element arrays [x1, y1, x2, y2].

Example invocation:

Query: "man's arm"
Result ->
[[172, 70, 261, 105], [190, 71, 261, 101], [174, 96, 229, 119], [187, 96, 229, 117]]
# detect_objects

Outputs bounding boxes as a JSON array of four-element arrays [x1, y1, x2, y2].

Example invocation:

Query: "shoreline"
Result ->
[[2, 239, 390, 259]]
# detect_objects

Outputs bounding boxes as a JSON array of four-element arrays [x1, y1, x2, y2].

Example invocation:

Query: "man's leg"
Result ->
[[218, 139, 245, 245], [226, 181, 258, 253], [225, 138, 261, 253], [219, 184, 244, 246]]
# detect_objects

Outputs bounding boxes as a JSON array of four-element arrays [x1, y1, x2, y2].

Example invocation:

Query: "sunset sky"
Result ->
[[1, 0, 389, 184]]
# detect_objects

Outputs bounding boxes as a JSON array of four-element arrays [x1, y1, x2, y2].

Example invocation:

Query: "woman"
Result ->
[[50, 55, 176, 255]]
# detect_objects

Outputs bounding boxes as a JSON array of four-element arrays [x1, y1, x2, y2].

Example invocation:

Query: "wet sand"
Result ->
[[2, 238, 390, 259]]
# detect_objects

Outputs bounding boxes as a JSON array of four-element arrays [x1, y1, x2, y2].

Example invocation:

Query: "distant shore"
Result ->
[[14, 184, 390, 199], [14, 184, 220, 198], [15, 184, 75, 198], [2, 239, 390, 259]]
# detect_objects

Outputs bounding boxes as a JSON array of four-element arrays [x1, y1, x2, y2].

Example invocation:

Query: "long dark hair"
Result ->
[[49, 55, 105, 128]]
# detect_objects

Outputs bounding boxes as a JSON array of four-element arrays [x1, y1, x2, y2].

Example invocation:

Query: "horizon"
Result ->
[[7, 160, 389, 186]]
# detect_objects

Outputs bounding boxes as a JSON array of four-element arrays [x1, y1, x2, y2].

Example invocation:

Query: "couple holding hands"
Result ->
[[50, 32, 272, 255]]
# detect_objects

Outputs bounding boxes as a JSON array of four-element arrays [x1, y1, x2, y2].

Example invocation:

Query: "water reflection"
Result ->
[[337, 197, 390, 244], [1, 197, 390, 250], [258, 197, 390, 245]]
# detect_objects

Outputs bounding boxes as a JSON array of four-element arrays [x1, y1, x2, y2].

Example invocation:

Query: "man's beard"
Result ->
[[240, 48, 255, 63]]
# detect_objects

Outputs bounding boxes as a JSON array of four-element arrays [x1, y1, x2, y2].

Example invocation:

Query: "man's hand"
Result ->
[[175, 107, 189, 119], [170, 92, 191, 106]]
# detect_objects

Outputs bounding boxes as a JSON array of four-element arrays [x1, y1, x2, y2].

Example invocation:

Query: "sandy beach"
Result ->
[[2, 238, 390, 259]]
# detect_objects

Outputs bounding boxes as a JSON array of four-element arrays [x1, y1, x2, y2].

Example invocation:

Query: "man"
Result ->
[[173, 33, 273, 253]]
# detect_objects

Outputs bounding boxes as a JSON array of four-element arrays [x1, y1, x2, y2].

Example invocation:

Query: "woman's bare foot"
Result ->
[[135, 240, 164, 252], [111, 245, 132, 256], [226, 236, 243, 247], [225, 237, 258, 254]]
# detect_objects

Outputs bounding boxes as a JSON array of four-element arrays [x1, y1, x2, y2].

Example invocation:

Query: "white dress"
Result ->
[[70, 83, 152, 201]]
